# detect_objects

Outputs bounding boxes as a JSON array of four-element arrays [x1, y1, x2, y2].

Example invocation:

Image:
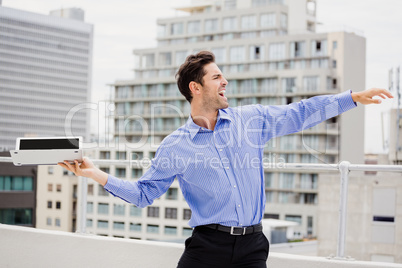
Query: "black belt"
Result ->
[[202, 223, 263, 235]]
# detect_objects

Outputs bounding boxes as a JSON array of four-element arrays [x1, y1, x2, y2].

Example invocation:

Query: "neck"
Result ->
[[190, 105, 219, 130]]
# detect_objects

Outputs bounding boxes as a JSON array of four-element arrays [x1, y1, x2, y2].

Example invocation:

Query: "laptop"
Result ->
[[10, 136, 83, 166]]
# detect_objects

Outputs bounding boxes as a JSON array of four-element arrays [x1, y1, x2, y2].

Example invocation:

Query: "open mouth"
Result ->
[[218, 90, 226, 99]]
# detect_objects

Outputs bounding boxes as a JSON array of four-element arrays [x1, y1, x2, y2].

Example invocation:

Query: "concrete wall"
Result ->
[[1, 224, 401, 268]]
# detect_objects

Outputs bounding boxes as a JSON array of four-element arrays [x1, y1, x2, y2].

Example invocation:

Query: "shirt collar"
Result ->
[[185, 109, 232, 140]]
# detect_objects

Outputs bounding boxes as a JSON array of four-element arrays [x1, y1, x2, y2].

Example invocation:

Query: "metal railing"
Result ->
[[1, 156, 401, 260]]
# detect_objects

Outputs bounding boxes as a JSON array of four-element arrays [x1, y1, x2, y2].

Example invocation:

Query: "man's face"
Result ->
[[198, 62, 229, 110]]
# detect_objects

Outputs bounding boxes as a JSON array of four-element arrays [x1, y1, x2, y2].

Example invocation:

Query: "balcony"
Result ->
[[1, 224, 401, 268], [1, 156, 401, 266]]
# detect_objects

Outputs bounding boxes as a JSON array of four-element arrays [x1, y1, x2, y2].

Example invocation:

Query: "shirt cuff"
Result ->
[[338, 89, 357, 113], [104, 174, 121, 195]]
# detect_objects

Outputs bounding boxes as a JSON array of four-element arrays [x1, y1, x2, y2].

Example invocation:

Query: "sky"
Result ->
[[3, 0, 402, 154]]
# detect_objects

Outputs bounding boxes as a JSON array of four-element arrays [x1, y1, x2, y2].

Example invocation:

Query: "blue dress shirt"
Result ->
[[104, 90, 357, 227]]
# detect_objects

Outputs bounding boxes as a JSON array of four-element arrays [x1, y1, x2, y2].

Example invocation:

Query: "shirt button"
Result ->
[[219, 149, 223, 151], [240, 224, 243, 226], [238, 204, 241, 207], [233, 185, 236, 188], [226, 167, 229, 169]]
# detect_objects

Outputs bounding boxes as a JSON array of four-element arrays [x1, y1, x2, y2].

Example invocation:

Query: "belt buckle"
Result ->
[[230, 226, 246, 235]]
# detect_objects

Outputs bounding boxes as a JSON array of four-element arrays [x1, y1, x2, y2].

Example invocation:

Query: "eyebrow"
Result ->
[[211, 73, 222, 78]]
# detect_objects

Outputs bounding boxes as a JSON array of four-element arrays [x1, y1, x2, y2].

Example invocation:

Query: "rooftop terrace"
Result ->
[[1, 224, 401, 268]]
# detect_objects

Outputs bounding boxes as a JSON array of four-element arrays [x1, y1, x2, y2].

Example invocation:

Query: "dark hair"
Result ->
[[175, 51, 215, 103]]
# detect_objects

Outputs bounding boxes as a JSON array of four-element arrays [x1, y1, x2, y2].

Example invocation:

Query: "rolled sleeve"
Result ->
[[104, 174, 121, 196]]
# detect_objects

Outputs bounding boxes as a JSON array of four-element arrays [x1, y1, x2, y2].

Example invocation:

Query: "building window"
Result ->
[[229, 46, 245, 62], [332, 41, 337, 50], [269, 43, 285, 60], [211, 47, 226, 63], [0, 176, 33, 191], [183, 209, 192, 220], [131, 168, 143, 179], [280, 13, 287, 28], [87, 184, 94, 195], [166, 188, 178, 200], [171, 22, 184, 35], [130, 223, 141, 232], [86, 219, 93, 228], [165, 208, 178, 219], [204, 19, 218, 33], [47, 201, 52, 209], [182, 227, 193, 237], [332, 60, 337, 68], [147, 206, 159, 218], [47, 218, 52, 226], [281, 77, 297, 93], [113, 221, 125, 230], [100, 151, 110, 159], [290, 41, 305, 58], [116, 151, 126, 160], [87, 202, 93, 213], [130, 205, 142, 217], [187, 21, 200, 34], [300, 193, 317, 204], [56, 184, 61, 192], [303, 76, 320, 92], [264, 213, 279, 219], [311, 40, 327, 56], [250, 45, 264, 60], [260, 13, 276, 27], [98, 184, 109, 196], [241, 15, 257, 29], [157, 24, 167, 37], [264, 173, 273, 188], [55, 218, 61, 227], [0, 208, 33, 225], [223, 17, 237, 31], [164, 226, 177, 235], [159, 52, 172, 66], [113, 204, 126, 216], [279, 173, 295, 189], [146, 224, 159, 234], [142, 53, 155, 68], [48, 183, 52, 192], [48, 166, 54, 175], [115, 168, 126, 178], [98, 203, 109, 214], [97, 220, 109, 229], [285, 215, 302, 225], [300, 174, 318, 189], [278, 192, 295, 204], [56, 201, 61, 209], [175, 50, 188, 66]]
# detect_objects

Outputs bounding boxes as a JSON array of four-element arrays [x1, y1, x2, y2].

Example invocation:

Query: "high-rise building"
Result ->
[[0, 152, 37, 227], [84, 0, 366, 241], [0, 5, 93, 150]]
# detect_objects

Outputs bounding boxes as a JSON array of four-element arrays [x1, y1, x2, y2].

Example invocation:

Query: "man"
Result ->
[[60, 51, 393, 267]]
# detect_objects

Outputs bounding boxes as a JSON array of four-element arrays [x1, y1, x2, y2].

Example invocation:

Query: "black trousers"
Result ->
[[177, 225, 270, 268]]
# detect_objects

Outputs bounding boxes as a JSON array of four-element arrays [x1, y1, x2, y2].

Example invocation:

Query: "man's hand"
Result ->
[[351, 88, 393, 105], [58, 157, 108, 186]]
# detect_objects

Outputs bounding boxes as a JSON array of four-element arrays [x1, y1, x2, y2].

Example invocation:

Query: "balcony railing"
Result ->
[[1, 156, 401, 262]]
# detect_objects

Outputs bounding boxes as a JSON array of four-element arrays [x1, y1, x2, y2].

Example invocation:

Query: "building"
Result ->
[[0, 152, 37, 227], [35, 165, 78, 232], [318, 110, 402, 263], [85, 0, 366, 241], [0, 5, 93, 150], [317, 153, 402, 263]]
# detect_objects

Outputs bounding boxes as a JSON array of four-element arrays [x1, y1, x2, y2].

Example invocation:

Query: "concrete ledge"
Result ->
[[1, 224, 401, 268]]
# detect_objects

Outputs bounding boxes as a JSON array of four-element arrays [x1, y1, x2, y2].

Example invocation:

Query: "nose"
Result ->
[[222, 77, 228, 87]]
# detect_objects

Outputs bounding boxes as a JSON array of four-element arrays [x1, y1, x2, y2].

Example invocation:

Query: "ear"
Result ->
[[189, 81, 201, 96]]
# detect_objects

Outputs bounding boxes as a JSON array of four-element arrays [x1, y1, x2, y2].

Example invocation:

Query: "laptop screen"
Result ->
[[18, 138, 80, 150]]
